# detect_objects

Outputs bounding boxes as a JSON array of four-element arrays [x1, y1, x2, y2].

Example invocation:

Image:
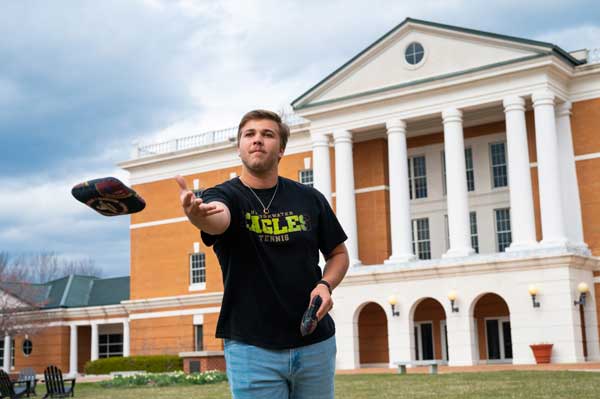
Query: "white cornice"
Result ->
[[297, 58, 568, 122], [122, 130, 313, 186], [342, 253, 600, 287], [11, 303, 128, 322], [122, 291, 223, 312]]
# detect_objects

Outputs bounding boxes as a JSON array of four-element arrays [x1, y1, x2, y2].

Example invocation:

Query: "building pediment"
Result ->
[[292, 18, 580, 111]]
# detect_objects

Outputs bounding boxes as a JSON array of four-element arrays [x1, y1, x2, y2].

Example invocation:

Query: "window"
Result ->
[[442, 148, 475, 195], [0, 338, 15, 368], [190, 253, 206, 285], [465, 148, 475, 192], [495, 208, 512, 252], [99, 334, 123, 358], [490, 143, 508, 188], [299, 169, 313, 187], [444, 214, 450, 251], [408, 156, 427, 199], [22, 339, 33, 356], [411, 218, 431, 260], [405, 42, 424, 65], [194, 325, 204, 351], [470, 211, 479, 254]]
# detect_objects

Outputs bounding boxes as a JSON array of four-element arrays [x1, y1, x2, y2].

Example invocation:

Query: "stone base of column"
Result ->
[[442, 247, 475, 258], [384, 254, 416, 265], [349, 259, 362, 267], [538, 240, 591, 256]]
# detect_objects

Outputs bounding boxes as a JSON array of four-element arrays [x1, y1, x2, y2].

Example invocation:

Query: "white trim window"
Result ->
[[490, 142, 508, 188], [0, 338, 15, 368], [408, 156, 427, 199], [412, 218, 431, 260], [190, 253, 206, 285], [470, 211, 479, 254], [194, 325, 204, 351], [442, 148, 475, 195], [299, 169, 314, 187], [494, 208, 512, 252], [99, 334, 123, 358]]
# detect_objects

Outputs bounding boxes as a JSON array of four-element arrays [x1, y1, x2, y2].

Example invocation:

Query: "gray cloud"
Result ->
[[1, 0, 599, 278]]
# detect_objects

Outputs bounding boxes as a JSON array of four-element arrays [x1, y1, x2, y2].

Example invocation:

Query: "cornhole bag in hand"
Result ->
[[71, 177, 146, 216]]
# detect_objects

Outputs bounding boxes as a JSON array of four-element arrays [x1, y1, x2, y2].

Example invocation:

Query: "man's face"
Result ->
[[238, 119, 284, 174]]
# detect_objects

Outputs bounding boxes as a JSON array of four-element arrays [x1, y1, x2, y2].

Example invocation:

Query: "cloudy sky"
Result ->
[[1, 0, 599, 278]]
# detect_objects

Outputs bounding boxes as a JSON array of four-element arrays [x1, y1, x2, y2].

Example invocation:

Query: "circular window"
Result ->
[[405, 42, 425, 65], [23, 339, 33, 356]]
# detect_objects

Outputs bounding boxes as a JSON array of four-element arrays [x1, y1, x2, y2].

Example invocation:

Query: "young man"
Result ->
[[176, 109, 349, 399]]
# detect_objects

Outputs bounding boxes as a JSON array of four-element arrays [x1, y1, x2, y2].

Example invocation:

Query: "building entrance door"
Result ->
[[485, 317, 512, 362]]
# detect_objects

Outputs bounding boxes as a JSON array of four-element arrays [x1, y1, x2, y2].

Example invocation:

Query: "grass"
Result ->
[[35, 371, 600, 398]]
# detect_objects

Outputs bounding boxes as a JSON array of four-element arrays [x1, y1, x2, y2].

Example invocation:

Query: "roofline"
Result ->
[[294, 53, 549, 111], [291, 17, 583, 108]]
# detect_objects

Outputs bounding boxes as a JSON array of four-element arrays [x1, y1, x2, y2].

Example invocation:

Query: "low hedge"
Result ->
[[84, 355, 183, 374], [99, 370, 227, 388]]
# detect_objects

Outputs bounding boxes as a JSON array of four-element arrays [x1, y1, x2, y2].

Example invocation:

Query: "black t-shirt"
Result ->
[[200, 176, 347, 349]]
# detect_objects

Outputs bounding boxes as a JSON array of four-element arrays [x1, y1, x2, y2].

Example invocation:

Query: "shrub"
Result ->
[[99, 370, 227, 388], [84, 355, 183, 374]]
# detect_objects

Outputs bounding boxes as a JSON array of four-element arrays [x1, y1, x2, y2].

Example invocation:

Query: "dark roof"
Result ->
[[292, 17, 583, 109], [0, 275, 129, 309]]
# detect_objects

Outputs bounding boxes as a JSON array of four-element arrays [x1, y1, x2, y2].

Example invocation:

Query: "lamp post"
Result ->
[[388, 295, 400, 317], [528, 284, 541, 308], [448, 290, 459, 313], [574, 282, 589, 306]]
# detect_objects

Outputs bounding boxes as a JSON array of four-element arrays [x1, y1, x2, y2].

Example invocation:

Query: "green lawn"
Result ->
[[36, 371, 600, 398]]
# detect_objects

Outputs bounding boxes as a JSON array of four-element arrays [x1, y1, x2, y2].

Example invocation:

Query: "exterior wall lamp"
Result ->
[[574, 282, 589, 307], [528, 284, 540, 308], [448, 290, 459, 313], [388, 295, 400, 317]]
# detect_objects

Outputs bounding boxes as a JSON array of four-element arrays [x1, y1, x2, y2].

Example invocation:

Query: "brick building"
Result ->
[[2, 18, 600, 373]]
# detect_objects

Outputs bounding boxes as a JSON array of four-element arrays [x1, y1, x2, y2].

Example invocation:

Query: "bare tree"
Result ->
[[2, 252, 102, 284], [0, 271, 50, 339]]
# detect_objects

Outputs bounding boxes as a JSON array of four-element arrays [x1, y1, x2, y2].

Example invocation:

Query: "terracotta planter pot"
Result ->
[[530, 343, 553, 364]]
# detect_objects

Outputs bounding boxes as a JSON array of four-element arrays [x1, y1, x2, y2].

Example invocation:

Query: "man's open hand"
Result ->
[[176, 176, 224, 219]]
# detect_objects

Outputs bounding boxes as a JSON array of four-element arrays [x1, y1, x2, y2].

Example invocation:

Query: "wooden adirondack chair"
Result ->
[[42, 366, 75, 398], [17, 368, 37, 396], [0, 369, 29, 399]]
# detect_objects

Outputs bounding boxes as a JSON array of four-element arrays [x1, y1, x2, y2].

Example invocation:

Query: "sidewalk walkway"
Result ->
[[336, 362, 600, 375]]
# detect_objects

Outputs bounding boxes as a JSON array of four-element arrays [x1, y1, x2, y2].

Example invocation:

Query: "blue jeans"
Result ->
[[223, 336, 336, 399]]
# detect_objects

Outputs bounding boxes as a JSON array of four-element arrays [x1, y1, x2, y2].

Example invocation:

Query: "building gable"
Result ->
[[292, 18, 580, 110]]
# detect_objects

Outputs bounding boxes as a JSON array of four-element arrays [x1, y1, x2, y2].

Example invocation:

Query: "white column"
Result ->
[[556, 101, 589, 253], [446, 313, 478, 366], [503, 96, 538, 251], [123, 320, 131, 357], [442, 109, 474, 257], [333, 129, 361, 266], [385, 120, 416, 263], [90, 323, 99, 361], [532, 90, 568, 246], [387, 312, 414, 365], [69, 324, 78, 376], [311, 132, 333, 205], [2, 335, 10, 371]]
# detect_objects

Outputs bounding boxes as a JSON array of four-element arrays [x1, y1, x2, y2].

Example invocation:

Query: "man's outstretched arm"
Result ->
[[175, 175, 231, 235]]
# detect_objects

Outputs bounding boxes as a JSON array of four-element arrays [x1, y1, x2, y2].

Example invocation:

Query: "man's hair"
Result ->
[[237, 110, 290, 151]]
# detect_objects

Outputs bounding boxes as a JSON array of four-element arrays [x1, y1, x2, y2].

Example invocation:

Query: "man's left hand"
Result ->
[[310, 284, 333, 321]]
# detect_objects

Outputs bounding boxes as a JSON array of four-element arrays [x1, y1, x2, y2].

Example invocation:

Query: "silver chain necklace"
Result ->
[[241, 178, 279, 215]]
